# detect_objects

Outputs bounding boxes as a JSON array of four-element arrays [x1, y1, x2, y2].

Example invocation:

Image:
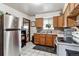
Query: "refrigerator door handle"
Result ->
[[5, 29, 21, 31]]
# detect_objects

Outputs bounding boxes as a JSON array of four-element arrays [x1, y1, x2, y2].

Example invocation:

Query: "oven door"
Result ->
[[66, 49, 79, 56]]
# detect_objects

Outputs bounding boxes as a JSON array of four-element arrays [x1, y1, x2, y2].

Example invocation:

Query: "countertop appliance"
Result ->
[[64, 28, 75, 41], [72, 31, 79, 44], [4, 14, 20, 56]]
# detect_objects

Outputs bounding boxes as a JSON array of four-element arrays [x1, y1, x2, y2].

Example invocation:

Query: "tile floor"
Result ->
[[21, 42, 57, 56]]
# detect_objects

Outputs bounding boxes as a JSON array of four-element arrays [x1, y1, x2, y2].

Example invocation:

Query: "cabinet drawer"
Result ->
[[40, 34, 45, 37], [34, 38, 40, 42], [34, 34, 40, 38], [46, 39, 53, 46], [34, 38, 40, 44], [46, 35, 52, 38]]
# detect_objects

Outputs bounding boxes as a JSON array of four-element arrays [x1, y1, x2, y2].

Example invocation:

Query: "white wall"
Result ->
[[30, 16, 37, 41], [0, 3, 31, 55], [35, 11, 61, 18]]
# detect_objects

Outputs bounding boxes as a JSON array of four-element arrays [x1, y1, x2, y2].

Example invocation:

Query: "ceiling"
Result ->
[[5, 3, 65, 16]]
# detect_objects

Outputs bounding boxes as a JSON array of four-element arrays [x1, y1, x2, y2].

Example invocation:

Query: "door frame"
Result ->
[[23, 18, 30, 42], [0, 12, 4, 56]]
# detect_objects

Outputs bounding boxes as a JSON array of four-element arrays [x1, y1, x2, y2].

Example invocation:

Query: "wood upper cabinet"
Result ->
[[53, 16, 58, 27], [63, 3, 79, 27], [69, 3, 75, 12], [74, 3, 79, 8], [67, 17, 76, 27], [53, 16, 64, 27], [35, 18, 43, 28], [64, 3, 79, 17], [57, 16, 64, 27]]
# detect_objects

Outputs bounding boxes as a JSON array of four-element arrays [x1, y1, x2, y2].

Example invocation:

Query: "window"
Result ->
[[43, 18, 54, 29]]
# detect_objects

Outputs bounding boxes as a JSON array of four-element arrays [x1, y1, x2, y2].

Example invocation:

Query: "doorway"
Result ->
[[23, 18, 30, 42], [0, 11, 4, 56], [21, 18, 30, 47]]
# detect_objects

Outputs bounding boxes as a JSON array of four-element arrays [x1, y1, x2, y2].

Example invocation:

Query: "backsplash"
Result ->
[[36, 28, 43, 33]]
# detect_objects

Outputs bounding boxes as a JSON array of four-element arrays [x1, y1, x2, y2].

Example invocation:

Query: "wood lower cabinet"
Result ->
[[34, 34, 57, 47], [52, 36, 57, 47], [34, 34, 40, 44], [46, 34, 53, 46], [40, 34, 46, 45]]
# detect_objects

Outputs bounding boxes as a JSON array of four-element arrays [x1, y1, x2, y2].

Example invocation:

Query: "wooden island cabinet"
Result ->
[[40, 34, 46, 45], [45, 34, 53, 46], [34, 34, 40, 44], [34, 34, 57, 47]]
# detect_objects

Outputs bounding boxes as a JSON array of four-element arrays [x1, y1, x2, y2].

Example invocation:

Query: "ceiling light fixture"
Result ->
[[32, 3, 41, 5]]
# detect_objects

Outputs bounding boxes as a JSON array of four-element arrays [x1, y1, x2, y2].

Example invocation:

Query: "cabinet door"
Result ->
[[46, 35, 53, 46], [40, 34, 45, 45], [64, 11, 67, 27], [52, 35, 56, 47], [74, 3, 79, 8], [40, 37, 45, 45], [34, 34, 40, 44], [35, 18, 43, 28], [67, 17, 76, 27], [67, 4, 70, 16], [58, 16, 64, 27], [53, 16, 58, 27], [69, 3, 75, 12]]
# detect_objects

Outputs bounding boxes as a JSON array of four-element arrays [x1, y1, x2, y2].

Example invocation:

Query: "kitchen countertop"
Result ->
[[35, 33, 57, 35], [36, 30, 58, 35], [56, 37, 79, 47]]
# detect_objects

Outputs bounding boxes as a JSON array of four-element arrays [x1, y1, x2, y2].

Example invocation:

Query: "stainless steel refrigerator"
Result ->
[[4, 14, 20, 56]]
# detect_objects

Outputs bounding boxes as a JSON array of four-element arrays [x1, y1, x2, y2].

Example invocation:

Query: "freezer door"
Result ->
[[4, 30, 19, 56], [4, 15, 13, 29], [4, 15, 19, 29]]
